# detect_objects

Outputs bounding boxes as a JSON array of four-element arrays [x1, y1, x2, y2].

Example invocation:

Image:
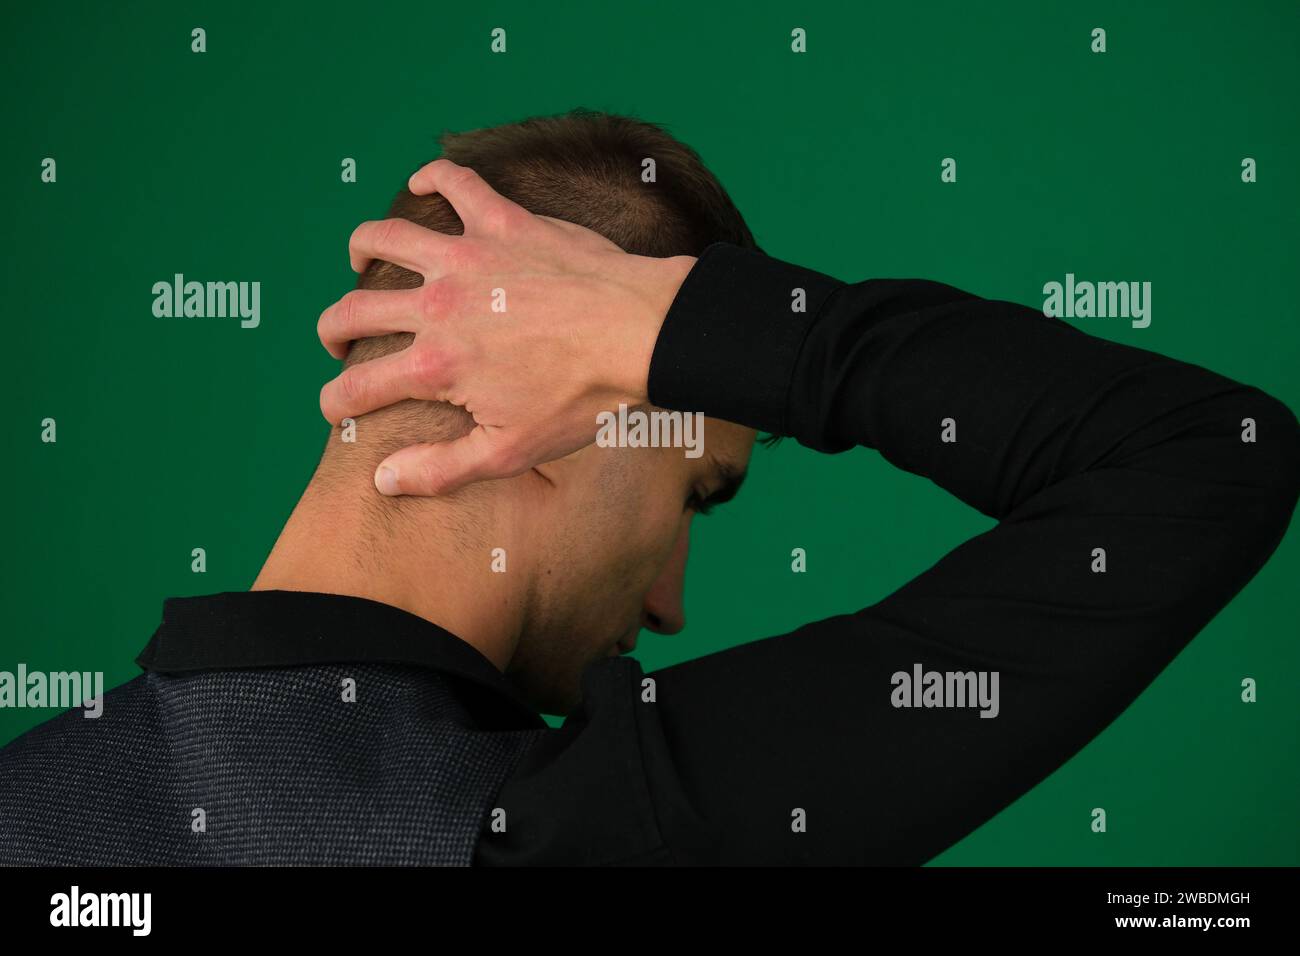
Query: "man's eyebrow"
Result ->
[[702, 451, 748, 507]]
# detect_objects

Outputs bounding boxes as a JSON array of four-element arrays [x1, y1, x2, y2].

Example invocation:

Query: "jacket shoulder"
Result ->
[[0, 674, 167, 864]]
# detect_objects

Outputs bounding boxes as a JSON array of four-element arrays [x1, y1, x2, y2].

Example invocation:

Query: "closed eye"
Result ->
[[685, 453, 748, 517]]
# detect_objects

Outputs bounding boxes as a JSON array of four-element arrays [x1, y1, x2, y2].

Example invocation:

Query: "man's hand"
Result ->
[[317, 159, 696, 496]]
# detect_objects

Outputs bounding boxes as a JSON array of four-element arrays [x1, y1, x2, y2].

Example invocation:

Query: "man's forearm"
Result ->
[[649, 242, 1299, 525], [630, 242, 1299, 863]]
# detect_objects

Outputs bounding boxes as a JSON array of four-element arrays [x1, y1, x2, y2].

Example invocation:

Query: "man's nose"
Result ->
[[641, 519, 690, 635]]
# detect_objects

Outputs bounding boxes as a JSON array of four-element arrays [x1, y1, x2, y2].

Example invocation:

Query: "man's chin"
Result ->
[[537, 650, 620, 716], [514, 671, 584, 719], [508, 642, 627, 717]]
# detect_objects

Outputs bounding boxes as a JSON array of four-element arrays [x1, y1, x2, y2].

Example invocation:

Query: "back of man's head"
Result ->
[[317, 109, 756, 492]]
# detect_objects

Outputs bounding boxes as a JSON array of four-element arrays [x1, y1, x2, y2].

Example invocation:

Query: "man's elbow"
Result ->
[[1226, 387, 1300, 542]]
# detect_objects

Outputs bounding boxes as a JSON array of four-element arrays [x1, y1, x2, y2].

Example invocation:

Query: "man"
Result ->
[[1, 110, 1296, 866]]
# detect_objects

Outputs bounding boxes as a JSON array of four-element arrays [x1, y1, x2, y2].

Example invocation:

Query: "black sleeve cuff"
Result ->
[[646, 242, 843, 435]]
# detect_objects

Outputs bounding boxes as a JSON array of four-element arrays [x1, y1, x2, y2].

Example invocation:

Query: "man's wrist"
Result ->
[[617, 253, 697, 404]]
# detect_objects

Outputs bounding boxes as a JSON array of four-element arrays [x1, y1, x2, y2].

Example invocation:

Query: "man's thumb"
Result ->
[[373, 428, 507, 497]]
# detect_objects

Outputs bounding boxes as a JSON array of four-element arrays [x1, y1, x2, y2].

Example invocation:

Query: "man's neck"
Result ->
[[251, 474, 528, 671]]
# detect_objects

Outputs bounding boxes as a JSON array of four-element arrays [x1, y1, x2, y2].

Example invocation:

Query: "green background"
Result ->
[[2, 0, 1296, 865]]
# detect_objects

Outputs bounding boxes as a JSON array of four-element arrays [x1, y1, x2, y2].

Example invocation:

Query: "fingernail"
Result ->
[[376, 466, 399, 496]]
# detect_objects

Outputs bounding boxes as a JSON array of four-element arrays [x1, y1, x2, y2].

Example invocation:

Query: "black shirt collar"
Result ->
[[136, 590, 546, 730]]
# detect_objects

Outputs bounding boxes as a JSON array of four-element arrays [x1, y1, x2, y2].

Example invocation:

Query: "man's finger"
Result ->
[[319, 347, 447, 424], [318, 288, 423, 359], [348, 218, 455, 274], [407, 159, 527, 236], [374, 427, 518, 497]]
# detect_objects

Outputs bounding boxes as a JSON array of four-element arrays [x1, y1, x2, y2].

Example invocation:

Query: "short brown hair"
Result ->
[[319, 110, 758, 488]]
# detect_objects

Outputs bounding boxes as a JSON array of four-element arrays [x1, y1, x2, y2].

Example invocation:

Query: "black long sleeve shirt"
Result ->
[[475, 242, 1300, 864], [2, 243, 1295, 866]]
